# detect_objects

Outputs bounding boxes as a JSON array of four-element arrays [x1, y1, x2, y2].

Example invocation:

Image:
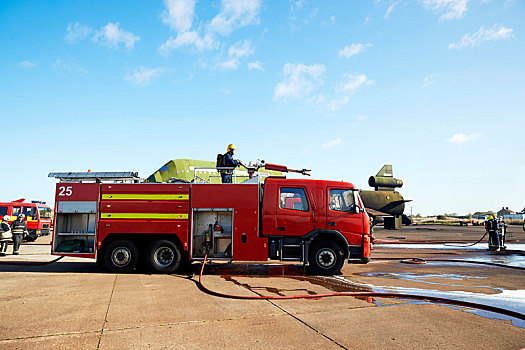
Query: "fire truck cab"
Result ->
[[0, 199, 53, 241], [49, 171, 371, 275]]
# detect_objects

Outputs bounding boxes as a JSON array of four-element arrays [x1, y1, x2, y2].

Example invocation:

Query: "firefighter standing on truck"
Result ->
[[11, 214, 28, 255], [219, 144, 240, 183]]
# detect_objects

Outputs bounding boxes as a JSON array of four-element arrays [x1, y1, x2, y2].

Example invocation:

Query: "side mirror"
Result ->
[[354, 205, 361, 214]]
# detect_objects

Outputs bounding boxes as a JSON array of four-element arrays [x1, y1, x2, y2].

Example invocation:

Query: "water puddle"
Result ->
[[205, 263, 306, 277], [377, 243, 525, 251], [204, 262, 525, 329], [333, 275, 525, 329], [359, 272, 498, 290]]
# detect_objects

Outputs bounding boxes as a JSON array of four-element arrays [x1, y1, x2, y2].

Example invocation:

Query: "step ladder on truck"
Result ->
[[48, 164, 371, 275]]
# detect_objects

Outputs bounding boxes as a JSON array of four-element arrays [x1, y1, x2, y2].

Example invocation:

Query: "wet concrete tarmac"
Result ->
[[0, 226, 524, 349]]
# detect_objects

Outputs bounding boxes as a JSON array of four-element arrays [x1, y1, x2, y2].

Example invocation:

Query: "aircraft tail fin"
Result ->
[[376, 164, 393, 177]]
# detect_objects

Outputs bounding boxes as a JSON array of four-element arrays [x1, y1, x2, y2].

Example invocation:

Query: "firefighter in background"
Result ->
[[0, 215, 12, 257], [220, 144, 241, 184], [11, 214, 28, 255], [485, 215, 499, 251], [497, 217, 507, 250]]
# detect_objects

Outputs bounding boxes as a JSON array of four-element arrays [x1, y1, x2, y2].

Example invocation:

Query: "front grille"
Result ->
[[43, 224, 50, 229]]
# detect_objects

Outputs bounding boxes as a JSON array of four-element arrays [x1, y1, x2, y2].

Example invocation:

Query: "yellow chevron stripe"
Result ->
[[101, 194, 189, 200], [100, 213, 188, 220]]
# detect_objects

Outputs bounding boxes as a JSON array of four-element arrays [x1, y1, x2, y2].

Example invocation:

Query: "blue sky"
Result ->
[[1, 0, 524, 216]]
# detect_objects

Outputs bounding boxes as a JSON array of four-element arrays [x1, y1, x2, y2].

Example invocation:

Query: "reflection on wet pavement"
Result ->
[[359, 272, 498, 290]]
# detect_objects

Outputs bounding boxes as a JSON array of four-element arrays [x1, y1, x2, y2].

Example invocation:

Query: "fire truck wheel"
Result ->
[[147, 240, 181, 273], [104, 240, 139, 273], [308, 240, 344, 275]]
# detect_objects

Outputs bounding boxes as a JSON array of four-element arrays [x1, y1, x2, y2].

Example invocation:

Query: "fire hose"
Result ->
[[0, 256, 63, 266], [197, 254, 525, 321]]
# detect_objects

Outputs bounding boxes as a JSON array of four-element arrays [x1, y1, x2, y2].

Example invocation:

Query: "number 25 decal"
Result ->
[[58, 186, 73, 196]]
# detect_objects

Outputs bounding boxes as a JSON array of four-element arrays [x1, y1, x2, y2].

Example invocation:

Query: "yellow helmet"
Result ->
[[227, 144, 237, 152]]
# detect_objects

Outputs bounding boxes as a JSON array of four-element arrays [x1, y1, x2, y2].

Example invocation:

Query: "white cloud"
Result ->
[[274, 63, 326, 100], [159, 31, 215, 54], [384, 3, 396, 18], [216, 58, 239, 70], [161, 0, 195, 32], [422, 74, 437, 88], [53, 59, 87, 75], [448, 24, 514, 50], [124, 67, 164, 86], [219, 88, 232, 94], [322, 138, 342, 149], [17, 60, 35, 68], [326, 96, 350, 111], [248, 60, 264, 70], [338, 43, 372, 59], [422, 0, 469, 21], [215, 40, 254, 70], [228, 40, 254, 57], [446, 132, 483, 144], [289, 0, 305, 11], [65, 22, 92, 43], [339, 73, 373, 92], [94, 22, 139, 49], [356, 114, 367, 121], [208, 0, 262, 36]]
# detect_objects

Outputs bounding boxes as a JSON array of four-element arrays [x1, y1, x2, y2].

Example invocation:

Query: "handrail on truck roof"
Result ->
[[48, 171, 142, 183], [192, 166, 239, 184]]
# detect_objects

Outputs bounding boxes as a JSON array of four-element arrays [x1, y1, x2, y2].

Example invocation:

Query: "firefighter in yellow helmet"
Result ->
[[485, 215, 499, 251], [220, 144, 240, 183]]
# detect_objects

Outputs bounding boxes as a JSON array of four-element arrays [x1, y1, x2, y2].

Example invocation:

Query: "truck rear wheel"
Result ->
[[147, 240, 181, 273], [104, 239, 139, 273], [308, 240, 344, 275]]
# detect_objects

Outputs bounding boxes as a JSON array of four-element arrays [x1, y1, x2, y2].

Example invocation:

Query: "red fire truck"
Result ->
[[49, 169, 371, 275], [0, 199, 53, 241]]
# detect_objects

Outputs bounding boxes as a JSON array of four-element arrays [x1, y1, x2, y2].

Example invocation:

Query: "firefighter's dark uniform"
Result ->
[[486, 217, 499, 250], [220, 152, 239, 184], [11, 219, 28, 254], [0, 222, 11, 256]]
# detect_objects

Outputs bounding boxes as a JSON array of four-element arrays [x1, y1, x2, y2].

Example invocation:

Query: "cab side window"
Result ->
[[23, 207, 37, 219], [279, 188, 309, 212], [0, 207, 7, 216], [329, 189, 355, 212], [12, 207, 21, 216]]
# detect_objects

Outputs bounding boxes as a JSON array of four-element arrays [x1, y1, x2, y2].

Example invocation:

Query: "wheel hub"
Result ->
[[112, 248, 131, 266], [154, 247, 174, 267], [317, 248, 336, 268]]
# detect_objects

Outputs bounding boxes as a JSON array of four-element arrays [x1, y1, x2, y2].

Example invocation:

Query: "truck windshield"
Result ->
[[329, 189, 355, 212], [38, 207, 52, 219]]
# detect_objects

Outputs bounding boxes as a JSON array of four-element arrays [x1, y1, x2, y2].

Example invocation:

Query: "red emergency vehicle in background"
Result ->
[[0, 199, 53, 241], [49, 168, 371, 275]]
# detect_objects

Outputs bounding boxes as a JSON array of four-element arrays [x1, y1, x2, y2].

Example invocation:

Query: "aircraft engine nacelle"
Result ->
[[368, 176, 403, 189]]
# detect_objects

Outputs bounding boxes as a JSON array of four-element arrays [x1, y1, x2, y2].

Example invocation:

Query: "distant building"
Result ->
[[472, 211, 494, 220], [503, 213, 525, 221], [497, 207, 515, 217]]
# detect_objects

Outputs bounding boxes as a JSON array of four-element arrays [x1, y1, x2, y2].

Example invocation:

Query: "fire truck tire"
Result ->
[[308, 240, 344, 275], [147, 240, 181, 273], [104, 240, 139, 273]]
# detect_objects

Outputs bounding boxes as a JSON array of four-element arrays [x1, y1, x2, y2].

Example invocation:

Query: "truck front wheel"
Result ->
[[104, 240, 139, 273], [147, 240, 181, 273], [308, 240, 345, 275]]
